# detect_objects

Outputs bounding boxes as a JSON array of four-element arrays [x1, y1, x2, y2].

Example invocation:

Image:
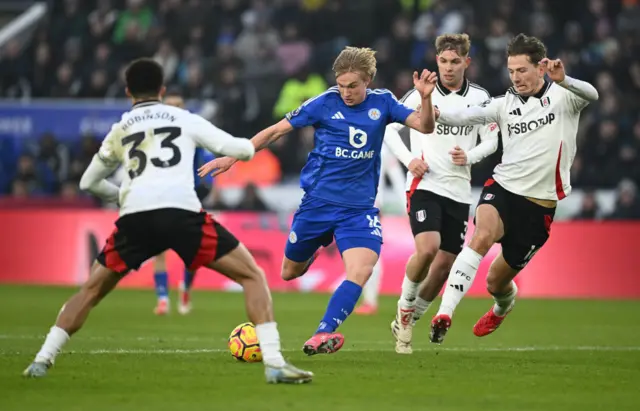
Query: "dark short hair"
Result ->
[[506, 33, 547, 65], [125, 58, 164, 97]]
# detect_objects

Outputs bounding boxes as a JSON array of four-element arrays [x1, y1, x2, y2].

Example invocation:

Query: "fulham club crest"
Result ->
[[416, 210, 427, 222], [540, 96, 551, 107]]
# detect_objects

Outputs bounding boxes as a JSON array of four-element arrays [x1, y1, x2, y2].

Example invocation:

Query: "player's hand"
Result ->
[[434, 106, 440, 120], [413, 69, 437, 98], [449, 146, 468, 166], [539, 58, 565, 83], [197, 156, 237, 178], [408, 158, 429, 178]]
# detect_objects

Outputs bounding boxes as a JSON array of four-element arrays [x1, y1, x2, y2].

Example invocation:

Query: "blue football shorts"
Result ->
[[284, 195, 382, 262]]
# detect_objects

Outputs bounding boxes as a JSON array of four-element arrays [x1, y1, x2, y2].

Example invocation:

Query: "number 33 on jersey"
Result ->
[[97, 101, 254, 216]]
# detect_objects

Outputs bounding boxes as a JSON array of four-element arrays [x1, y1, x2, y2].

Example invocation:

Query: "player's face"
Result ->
[[436, 50, 470, 89], [507, 55, 545, 96], [336, 71, 370, 106], [164, 95, 185, 108]]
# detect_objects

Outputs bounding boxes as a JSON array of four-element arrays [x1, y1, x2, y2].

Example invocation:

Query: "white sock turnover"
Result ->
[[437, 247, 483, 317], [492, 281, 518, 316], [255, 322, 286, 368], [412, 297, 432, 323], [398, 275, 419, 309], [35, 325, 70, 364]]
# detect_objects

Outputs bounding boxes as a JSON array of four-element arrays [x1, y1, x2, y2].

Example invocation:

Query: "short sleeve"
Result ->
[[386, 91, 414, 125], [285, 91, 327, 128]]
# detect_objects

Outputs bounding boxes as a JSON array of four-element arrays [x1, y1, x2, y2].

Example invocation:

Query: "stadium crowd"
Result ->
[[0, 0, 639, 219]]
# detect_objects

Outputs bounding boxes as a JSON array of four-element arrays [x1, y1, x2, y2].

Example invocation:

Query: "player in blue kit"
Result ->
[[198, 47, 437, 355]]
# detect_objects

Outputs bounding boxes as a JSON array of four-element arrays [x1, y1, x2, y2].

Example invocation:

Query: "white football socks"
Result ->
[[398, 275, 419, 309], [412, 297, 432, 324], [492, 281, 518, 316], [255, 322, 286, 368], [35, 326, 70, 364], [437, 247, 483, 317], [362, 260, 383, 306]]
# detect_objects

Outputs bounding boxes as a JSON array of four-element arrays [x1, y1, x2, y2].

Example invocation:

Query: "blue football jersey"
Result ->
[[285, 86, 414, 207]]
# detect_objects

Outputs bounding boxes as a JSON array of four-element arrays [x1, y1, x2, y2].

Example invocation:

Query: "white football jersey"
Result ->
[[438, 79, 592, 200], [97, 101, 254, 216], [387, 79, 499, 204], [374, 143, 406, 208]]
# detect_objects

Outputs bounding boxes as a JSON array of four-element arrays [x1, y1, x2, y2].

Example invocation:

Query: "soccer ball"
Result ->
[[228, 322, 262, 362]]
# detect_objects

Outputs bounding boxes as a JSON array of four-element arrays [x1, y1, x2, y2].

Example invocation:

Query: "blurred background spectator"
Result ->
[[0, 0, 638, 219]]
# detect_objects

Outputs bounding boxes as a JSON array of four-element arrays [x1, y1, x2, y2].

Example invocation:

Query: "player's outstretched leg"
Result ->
[[24, 262, 122, 377], [431, 205, 502, 344], [303, 247, 377, 356], [207, 243, 313, 384], [178, 268, 196, 315], [474, 253, 519, 337], [355, 258, 382, 315], [153, 252, 170, 315], [390, 232, 439, 354]]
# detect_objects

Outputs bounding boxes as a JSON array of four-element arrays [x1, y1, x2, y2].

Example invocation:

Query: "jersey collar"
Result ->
[[132, 100, 161, 108], [436, 77, 469, 97], [508, 79, 552, 103]]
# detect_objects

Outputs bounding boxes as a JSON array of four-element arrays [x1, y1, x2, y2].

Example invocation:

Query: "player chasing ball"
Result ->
[[199, 46, 438, 355], [427, 33, 598, 343], [382, 33, 499, 354], [23, 58, 313, 384]]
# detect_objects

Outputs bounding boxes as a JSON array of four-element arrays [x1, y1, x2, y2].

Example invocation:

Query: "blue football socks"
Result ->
[[154, 271, 169, 300], [316, 280, 362, 334]]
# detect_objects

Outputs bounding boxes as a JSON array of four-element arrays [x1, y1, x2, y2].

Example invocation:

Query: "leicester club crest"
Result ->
[[368, 108, 381, 120]]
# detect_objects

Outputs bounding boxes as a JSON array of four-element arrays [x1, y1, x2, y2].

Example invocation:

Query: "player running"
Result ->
[[198, 46, 437, 355], [428, 33, 599, 343], [383, 34, 499, 354], [23, 58, 313, 384]]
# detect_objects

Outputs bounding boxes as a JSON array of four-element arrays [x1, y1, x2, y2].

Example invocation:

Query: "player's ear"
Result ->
[[125, 87, 131, 98], [465, 56, 471, 68], [159, 86, 167, 98]]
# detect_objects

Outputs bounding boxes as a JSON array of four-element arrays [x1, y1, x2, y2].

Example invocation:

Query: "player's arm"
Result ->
[[436, 97, 503, 127], [199, 91, 323, 177], [191, 116, 256, 160], [383, 123, 412, 167], [461, 122, 500, 165], [401, 70, 438, 134], [540, 58, 599, 112], [382, 145, 409, 200], [79, 129, 120, 203], [383, 123, 428, 178]]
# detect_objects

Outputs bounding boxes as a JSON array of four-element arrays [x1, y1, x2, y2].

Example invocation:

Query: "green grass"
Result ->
[[1, 285, 639, 411]]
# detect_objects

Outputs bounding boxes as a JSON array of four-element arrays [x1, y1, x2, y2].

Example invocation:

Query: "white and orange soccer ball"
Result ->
[[228, 322, 262, 363]]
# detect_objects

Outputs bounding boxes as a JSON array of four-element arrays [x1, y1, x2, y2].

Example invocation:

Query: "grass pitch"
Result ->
[[1, 285, 639, 411]]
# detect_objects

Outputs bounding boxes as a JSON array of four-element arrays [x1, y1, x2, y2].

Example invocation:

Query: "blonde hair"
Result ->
[[332, 46, 377, 80], [435, 33, 471, 57]]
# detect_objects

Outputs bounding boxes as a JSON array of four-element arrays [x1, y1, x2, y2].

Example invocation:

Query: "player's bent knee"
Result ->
[[280, 257, 308, 281], [415, 244, 438, 265], [470, 228, 497, 254], [345, 263, 375, 286]]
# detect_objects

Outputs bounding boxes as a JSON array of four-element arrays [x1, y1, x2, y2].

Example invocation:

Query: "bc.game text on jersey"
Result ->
[[285, 87, 414, 207]]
